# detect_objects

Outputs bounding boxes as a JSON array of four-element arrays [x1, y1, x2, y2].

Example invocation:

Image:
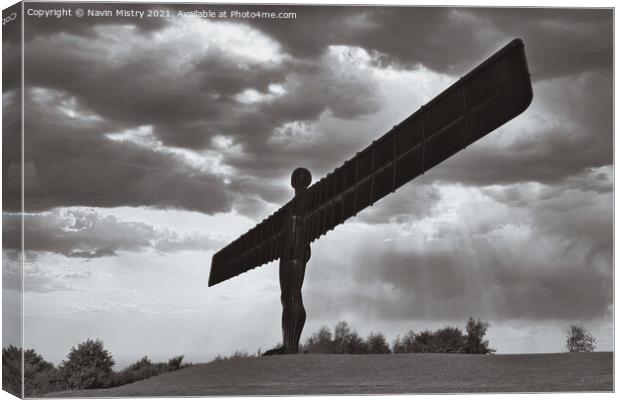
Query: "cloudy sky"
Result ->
[[2, 2, 613, 367]]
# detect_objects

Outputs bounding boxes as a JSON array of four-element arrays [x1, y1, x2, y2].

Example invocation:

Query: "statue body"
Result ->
[[208, 39, 533, 357], [264, 168, 312, 355]]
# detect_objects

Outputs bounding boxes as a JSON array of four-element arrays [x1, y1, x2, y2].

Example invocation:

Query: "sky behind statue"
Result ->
[[2, 1, 612, 367]]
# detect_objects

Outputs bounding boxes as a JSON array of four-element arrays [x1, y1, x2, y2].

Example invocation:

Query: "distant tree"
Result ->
[[431, 327, 466, 353], [348, 334, 368, 354], [214, 349, 255, 361], [24, 348, 62, 396], [392, 336, 403, 353], [114, 356, 159, 386], [411, 330, 435, 353], [2, 346, 22, 397], [366, 332, 391, 354], [59, 339, 115, 389], [129, 356, 154, 371], [3, 346, 63, 396], [465, 317, 496, 354], [304, 326, 333, 354], [566, 324, 596, 353], [393, 330, 416, 353], [333, 321, 367, 354], [167, 355, 184, 371], [230, 349, 252, 358], [332, 321, 352, 353]]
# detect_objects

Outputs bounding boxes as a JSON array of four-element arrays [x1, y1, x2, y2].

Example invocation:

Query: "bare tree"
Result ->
[[566, 324, 596, 353]]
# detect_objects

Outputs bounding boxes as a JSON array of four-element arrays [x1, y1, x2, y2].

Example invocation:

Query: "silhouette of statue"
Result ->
[[208, 39, 533, 355], [263, 168, 312, 355]]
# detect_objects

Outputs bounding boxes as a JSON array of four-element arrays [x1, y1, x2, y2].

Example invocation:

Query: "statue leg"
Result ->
[[280, 258, 307, 354], [262, 258, 307, 356]]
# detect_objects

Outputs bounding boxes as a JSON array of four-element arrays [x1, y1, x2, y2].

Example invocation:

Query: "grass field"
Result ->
[[46, 352, 613, 397]]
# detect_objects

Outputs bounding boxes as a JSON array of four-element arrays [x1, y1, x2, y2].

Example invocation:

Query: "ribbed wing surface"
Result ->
[[208, 204, 290, 286], [302, 38, 533, 244], [208, 39, 533, 287]]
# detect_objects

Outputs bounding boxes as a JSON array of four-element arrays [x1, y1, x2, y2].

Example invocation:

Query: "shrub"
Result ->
[[59, 339, 115, 389], [214, 349, 255, 361], [167, 355, 184, 371], [566, 324, 596, 353], [2, 345, 21, 397], [114, 354, 187, 386], [114, 356, 156, 386]]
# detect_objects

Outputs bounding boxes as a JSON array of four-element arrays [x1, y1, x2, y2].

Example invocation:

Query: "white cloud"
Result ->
[[105, 125, 234, 176], [30, 86, 103, 123], [82, 17, 286, 75]]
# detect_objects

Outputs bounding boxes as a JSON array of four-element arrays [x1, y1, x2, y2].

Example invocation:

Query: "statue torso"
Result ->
[[281, 195, 311, 262]]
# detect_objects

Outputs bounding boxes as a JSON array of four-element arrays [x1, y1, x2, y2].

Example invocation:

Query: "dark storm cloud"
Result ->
[[3, 4, 22, 210], [20, 86, 233, 213], [230, 7, 612, 190], [470, 8, 613, 80], [23, 14, 377, 152], [2, 35, 21, 92], [363, 245, 611, 321], [222, 60, 384, 182], [3, 91, 21, 211], [19, 5, 612, 214], [3, 209, 222, 258], [245, 6, 611, 80], [311, 248, 611, 321], [22, 15, 383, 211], [24, 4, 613, 81], [425, 70, 612, 187], [23, 2, 167, 41], [25, 38, 245, 130], [249, 7, 485, 75]]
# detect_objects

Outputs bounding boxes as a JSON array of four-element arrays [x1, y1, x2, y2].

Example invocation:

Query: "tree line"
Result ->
[[2, 339, 187, 397], [301, 317, 494, 355]]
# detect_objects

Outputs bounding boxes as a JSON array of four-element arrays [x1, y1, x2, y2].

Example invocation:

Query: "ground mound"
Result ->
[[48, 352, 613, 397]]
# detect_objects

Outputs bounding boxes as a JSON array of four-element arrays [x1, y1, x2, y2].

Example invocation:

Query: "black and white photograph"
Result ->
[[1, 0, 614, 397]]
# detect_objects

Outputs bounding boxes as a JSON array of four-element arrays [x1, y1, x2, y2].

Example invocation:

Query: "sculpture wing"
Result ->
[[302, 38, 533, 244], [208, 203, 290, 286], [208, 39, 533, 287]]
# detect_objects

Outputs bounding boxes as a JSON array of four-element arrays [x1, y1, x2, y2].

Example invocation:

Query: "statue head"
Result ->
[[291, 167, 312, 195]]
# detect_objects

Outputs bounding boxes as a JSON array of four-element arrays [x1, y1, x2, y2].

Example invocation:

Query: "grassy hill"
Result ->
[[47, 352, 613, 397]]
